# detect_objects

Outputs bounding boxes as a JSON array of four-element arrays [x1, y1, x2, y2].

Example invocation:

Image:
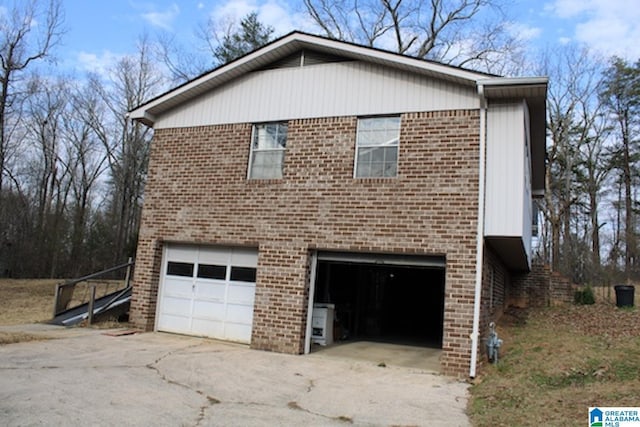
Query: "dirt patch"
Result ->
[[469, 302, 640, 425], [0, 331, 49, 345]]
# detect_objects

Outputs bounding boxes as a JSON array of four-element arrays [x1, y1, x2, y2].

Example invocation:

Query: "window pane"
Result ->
[[250, 150, 285, 179], [386, 146, 398, 162], [230, 266, 257, 282], [253, 123, 288, 149], [371, 146, 385, 162], [250, 122, 287, 179], [167, 262, 194, 277], [355, 116, 400, 178], [384, 160, 397, 177], [358, 147, 373, 163], [357, 117, 400, 146], [197, 264, 226, 280], [356, 162, 370, 178], [356, 145, 398, 178]]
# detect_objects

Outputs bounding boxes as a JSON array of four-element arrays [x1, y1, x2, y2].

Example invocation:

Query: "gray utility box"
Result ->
[[311, 303, 334, 346]]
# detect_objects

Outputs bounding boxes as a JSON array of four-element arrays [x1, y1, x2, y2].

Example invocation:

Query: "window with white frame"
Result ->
[[355, 116, 400, 178], [248, 122, 288, 179]]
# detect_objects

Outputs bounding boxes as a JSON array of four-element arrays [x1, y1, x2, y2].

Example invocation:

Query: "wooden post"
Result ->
[[124, 257, 133, 288], [53, 283, 75, 316], [87, 284, 97, 325], [52, 284, 61, 318]]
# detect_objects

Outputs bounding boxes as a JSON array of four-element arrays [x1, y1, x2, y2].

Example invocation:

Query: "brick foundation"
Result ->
[[510, 263, 574, 307]]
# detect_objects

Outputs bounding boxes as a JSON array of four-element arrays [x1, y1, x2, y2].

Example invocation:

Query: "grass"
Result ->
[[0, 279, 60, 344], [0, 279, 59, 325], [469, 302, 640, 426], [0, 278, 130, 344]]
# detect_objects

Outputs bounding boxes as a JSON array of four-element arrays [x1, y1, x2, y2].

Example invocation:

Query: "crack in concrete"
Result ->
[[194, 394, 220, 426], [287, 400, 354, 424], [145, 343, 222, 427]]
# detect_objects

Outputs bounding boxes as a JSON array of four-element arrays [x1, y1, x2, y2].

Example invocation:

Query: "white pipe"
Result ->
[[469, 84, 487, 378], [304, 252, 318, 354]]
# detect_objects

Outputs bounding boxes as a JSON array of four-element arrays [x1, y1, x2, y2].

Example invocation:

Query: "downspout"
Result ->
[[469, 84, 487, 378]]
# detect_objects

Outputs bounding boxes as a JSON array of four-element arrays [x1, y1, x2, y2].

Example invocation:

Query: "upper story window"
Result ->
[[355, 116, 400, 178], [248, 122, 288, 179]]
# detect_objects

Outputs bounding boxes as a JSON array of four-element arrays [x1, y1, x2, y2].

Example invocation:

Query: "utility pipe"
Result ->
[[469, 83, 487, 378]]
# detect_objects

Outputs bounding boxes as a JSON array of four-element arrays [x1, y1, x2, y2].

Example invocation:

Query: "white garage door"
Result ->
[[157, 244, 258, 343]]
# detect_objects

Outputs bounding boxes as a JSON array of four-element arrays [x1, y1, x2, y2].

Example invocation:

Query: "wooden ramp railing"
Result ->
[[52, 258, 134, 324]]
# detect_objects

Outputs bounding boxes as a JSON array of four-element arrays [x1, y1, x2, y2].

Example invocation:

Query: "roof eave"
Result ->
[[478, 77, 549, 194]]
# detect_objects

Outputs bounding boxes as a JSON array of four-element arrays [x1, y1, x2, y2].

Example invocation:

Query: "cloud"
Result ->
[[506, 22, 542, 42], [545, 0, 640, 58], [140, 3, 180, 31], [545, 0, 590, 18], [209, 0, 312, 36], [75, 50, 123, 77]]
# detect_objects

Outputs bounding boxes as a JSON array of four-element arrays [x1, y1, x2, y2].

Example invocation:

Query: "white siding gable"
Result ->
[[484, 101, 533, 266], [155, 61, 479, 129]]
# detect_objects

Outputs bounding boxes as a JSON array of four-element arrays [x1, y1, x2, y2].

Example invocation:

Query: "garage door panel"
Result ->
[[198, 247, 231, 265], [230, 249, 258, 268], [161, 296, 192, 315], [157, 313, 191, 332], [192, 300, 226, 319], [191, 319, 225, 337], [224, 323, 252, 343], [226, 304, 254, 323], [163, 278, 193, 297], [194, 282, 226, 300], [158, 244, 257, 343], [227, 283, 255, 304], [166, 245, 198, 263]]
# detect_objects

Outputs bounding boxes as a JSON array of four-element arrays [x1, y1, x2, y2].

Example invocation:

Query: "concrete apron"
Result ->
[[0, 325, 470, 426]]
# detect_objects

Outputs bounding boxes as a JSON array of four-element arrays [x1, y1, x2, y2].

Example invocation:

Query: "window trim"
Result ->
[[353, 115, 401, 179], [247, 122, 288, 180]]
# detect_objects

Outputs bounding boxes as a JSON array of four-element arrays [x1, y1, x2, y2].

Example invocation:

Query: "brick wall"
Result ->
[[510, 263, 574, 307], [476, 245, 510, 368], [480, 246, 508, 326], [131, 110, 481, 376]]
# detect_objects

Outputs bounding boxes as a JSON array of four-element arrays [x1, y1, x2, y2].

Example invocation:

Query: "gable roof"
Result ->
[[128, 31, 546, 127]]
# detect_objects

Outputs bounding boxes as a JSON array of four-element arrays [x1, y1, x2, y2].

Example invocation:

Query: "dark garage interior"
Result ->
[[314, 260, 445, 348]]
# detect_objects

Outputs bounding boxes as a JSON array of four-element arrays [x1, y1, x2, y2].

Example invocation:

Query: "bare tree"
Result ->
[[63, 81, 109, 275], [156, 12, 276, 84], [88, 37, 164, 264], [154, 31, 209, 84], [574, 84, 611, 274], [0, 0, 64, 193], [22, 75, 73, 277], [303, 0, 522, 72], [537, 46, 605, 276]]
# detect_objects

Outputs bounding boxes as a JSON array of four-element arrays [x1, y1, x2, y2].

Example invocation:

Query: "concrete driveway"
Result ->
[[0, 325, 470, 426]]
